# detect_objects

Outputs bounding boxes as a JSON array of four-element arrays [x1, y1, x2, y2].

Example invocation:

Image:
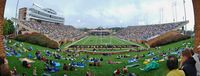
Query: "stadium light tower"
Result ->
[[159, 8, 164, 24], [172, 0, 177, 22], [174, 0, 177, 22], [15, 0, 20, 36], [15, 0, 37, 36], [171, 1, 174, 22], [183, 0, 187, 21], [15, 0, 19, 21], [183, 0, 187, 33], [145, 13, 149, 25]]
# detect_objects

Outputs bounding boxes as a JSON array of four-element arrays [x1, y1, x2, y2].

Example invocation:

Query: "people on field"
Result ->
[[41, 56, 47, 62], [122, 66, 128, 74], [180, 49, 197, 76], [45, 50, 51, 56], [63, 63, 69, 71], [28, 53, 33, 59], [69, 64, 76, 71], [113, 68, 120, 76], [64, 72, 68, 76], [33, 67, 37, 76], [92, 48, 96, 52], [86, 70, 93, 76], [49, 60, 54, 66], [54, 54, 61, 59], [35, 51, 41, 60], [22, 61, 31, 68], [11, 66, 17, 75], [28, 46, 33, 51], [128, 73, 137, 76], [166, 55, 185, 76], [100, 57, 103, 61], [22, 73, 26, 76], [3, 34, 196, 76], [44, 63, 59, 72], [65, 49, 70, 53], [108, 60, 121, 64]]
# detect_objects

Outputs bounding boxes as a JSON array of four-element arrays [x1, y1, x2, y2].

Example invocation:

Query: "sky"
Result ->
[[4, 0, 194, 30]]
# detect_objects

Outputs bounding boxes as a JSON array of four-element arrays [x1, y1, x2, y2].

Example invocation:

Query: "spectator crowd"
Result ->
[[116, 21, 188, 40], [20, 21, 85, 42]]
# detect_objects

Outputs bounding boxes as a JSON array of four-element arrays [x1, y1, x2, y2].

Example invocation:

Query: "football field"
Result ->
[[71, 36, 144, 47]]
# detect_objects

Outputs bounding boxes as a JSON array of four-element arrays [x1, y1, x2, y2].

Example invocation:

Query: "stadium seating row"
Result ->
[[19, 21, 86, 42], [116, 21, 188, 40]]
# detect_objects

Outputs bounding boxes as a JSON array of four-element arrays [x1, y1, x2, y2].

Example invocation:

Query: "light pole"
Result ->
[[15, 0, 19, 36], [174, 0, 177, 22], [159, 8, 164, 24], [183, 0, 187, 21], [172, 0, 177, 22], [183, 0, 187, 33]]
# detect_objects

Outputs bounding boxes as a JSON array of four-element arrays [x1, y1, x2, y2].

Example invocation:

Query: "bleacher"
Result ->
[[16, 20, 86, 43], [116, 21, 189, 40]]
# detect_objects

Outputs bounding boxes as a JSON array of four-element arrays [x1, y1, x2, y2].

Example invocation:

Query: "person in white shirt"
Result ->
[[33, 67, 37, 76], [193, 45, 200, 76], [64, 73, 67, 76]]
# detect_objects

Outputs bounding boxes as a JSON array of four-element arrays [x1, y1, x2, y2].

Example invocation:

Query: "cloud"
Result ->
[[86, 10, 102, 18], [103, 4, 138, 20], [4, 0, 194, 30]]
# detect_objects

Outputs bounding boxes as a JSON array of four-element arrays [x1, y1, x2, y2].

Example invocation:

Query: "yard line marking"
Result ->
[[82, 36, 90, 45], [65, 36, 88, 48]]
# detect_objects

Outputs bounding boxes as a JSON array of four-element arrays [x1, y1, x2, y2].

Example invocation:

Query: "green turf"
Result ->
[[6, 38, 194, 76], [70, 36, 145, 47]]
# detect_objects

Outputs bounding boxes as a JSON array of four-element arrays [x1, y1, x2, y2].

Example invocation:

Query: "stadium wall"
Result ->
[[146, 31, 190, 47], [129, 39, 146, 44], [15, 32, 60, 49]]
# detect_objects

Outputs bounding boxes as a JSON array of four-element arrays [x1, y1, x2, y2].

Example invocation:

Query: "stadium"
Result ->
[[0, 0, 200, 76]]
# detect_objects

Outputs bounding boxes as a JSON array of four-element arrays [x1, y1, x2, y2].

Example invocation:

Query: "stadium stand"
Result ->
[[116, 21, 189, 40], [17, 20, 86, 44], [14, 5, 86, 48]]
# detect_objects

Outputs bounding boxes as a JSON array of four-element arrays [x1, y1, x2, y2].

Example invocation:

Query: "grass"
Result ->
[[5, 38, 194, 76], [71, 36, 145, 47]]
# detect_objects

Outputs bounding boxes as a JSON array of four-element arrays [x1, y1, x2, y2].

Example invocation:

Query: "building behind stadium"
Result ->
[[18, 4, 65, 25]]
